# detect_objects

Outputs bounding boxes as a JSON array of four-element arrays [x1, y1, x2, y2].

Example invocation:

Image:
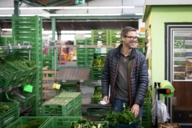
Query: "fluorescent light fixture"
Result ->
[[2, 28, 12, 31], [135, 13, 143, 15], [0, 15, 12, 17], [61, 31, 91, 34], [2, 28, 44, 31], [0, 13, 121, 17], [0, 6, 135, 10], [11, 13, 121, 17], [0, 8, 14, 10]]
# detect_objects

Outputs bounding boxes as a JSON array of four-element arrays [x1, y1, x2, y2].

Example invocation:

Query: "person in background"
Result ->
[[101, 26, 148, 118]]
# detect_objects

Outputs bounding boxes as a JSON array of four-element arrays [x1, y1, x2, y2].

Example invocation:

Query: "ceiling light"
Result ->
[[0, 6, 135, 10], [135, 13, 143, 15], [17, 13, 121, 16], [0, 8, 14, 10]]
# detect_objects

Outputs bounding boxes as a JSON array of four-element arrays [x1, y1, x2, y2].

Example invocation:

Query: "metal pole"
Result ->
[[51, 18, 56, 41], [14, 0, 20, 16], [51, 18, 57, 78]]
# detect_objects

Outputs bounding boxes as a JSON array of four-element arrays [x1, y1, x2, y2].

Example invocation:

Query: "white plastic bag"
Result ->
[[151, 91, 170, 123]]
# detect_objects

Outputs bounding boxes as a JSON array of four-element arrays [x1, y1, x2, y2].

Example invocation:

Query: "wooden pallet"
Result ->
[[43, 70, 59, 100]]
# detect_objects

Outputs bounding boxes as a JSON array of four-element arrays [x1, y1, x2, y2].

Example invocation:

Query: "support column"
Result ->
[[14, 0, 20, 16], [0, 22, 4, 36], [51, 18, 56, 41], [57, 30, 61, 40]]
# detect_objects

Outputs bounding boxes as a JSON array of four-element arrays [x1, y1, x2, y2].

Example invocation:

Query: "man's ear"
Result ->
[[122, 37, 124, 42]]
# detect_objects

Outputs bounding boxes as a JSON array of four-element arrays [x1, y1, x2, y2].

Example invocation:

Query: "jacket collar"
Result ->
[[115, 44, 136, 59]]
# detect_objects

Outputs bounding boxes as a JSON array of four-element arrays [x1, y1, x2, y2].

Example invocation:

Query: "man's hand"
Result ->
[[103, 96, 110, 104], [131, 103, 140, 118]]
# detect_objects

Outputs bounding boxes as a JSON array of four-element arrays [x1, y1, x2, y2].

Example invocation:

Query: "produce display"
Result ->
[[93, 57, 106, 67], [91, 86, 102, 104], [17, 119, 45, 128], [0, 102, 10, 113], [5, 55, 36, 68], [102, 104, 143, 128], [71, 118, 108, 128]]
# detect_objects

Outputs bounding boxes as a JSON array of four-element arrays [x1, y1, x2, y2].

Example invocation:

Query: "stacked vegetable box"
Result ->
[[76, 48, 95, 67], [41, 92, 82, 116], [43, 47, 59, 70], [142, 87, 152, 128], [0, 101, 19, 128], [108, 30, 121, 45], [0, 54, 37, 90], [12, 15, 43, 115], [91, 30, 109, 45]]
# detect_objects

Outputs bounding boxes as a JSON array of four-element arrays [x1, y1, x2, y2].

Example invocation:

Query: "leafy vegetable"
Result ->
[[71, 118, 108, 128], [0, 103, 10, 113], [17, 119, 45, 128], [102, 104, 143, 128]]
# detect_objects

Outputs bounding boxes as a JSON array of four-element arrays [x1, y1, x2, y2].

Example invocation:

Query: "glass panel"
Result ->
[[169, 27, 192, 124]]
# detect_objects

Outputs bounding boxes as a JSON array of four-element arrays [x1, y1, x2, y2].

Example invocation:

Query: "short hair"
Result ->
[[121, 26, 137, 37]]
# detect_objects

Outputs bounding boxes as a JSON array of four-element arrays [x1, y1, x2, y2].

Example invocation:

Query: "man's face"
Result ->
[[122, 31, 138, 49]]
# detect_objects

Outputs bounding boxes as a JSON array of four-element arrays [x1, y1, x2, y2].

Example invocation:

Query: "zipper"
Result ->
[[127, 59, 132, 106], [110, 59, 120, 101], [129, 56, 139, 106]]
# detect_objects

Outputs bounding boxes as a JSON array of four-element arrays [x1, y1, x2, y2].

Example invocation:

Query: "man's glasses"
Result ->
[[124, 36, 138, 40]]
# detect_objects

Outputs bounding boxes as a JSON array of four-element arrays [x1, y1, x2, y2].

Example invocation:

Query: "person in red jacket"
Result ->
[[101, 26, 148, 118]]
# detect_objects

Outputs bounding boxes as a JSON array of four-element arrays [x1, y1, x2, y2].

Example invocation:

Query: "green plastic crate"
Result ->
[[91, 86, 102, 104], [0, 59, 23, 89], [87, 108, 110, 117], [42, 97, 74, 116], [85, 38, 92, 45], [91, 30, 109, 45], [9, 92, 35, 108], [5, 116, 50, 128], [42, 116, 82, 128], [56, 92, 82, 110], [137, 38, 145, 45], [0, 101, 19, 128], [76, 39, 86, 45]]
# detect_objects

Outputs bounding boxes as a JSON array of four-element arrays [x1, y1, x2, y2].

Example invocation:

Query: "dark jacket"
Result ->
[[101, 44, 148, 107]]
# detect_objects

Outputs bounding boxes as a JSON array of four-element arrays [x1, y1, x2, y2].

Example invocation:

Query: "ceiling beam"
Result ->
[[47, 0, 70, 6], [57, 0, 74, 6], [21, 0, 55, 13], [36, 0, 47, 5], [0, 15, 142, 20]]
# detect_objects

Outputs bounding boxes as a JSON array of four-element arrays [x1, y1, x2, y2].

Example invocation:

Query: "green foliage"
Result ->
[[71, 118, 108, 128], [102, 106, 143, 128], [17, 119, 45, 128], [0, 103, 10, 113], [93, 57, 106, 67]]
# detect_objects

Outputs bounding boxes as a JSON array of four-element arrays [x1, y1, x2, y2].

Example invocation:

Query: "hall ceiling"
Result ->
[[0, 0, 143, 30], [22, 0, 92, 6]]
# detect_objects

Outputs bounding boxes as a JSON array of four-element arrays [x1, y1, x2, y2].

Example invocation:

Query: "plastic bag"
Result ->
[[151, 92, 170, 123]]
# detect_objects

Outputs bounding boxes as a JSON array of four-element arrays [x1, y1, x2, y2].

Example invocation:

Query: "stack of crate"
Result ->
[[142, 88, 152, 128], [0, 37, 15, 46], [136, 38, 146, 54], [12, 15, 43, 115], [76, 39, 95, 67], [90, 48, 112, 80], [41, 92, 82, 116], [109, 30, 121, 45], [0, 101, 20, 128], [56, 92, 82, 116], [0, 37, 15, 55], [91, 85, 102, 104], [5, 116, 51, 128], [91, 30, 109, 45]]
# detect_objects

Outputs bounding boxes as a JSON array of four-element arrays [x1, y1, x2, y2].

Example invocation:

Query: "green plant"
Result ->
[[102, 103, 143, 128]]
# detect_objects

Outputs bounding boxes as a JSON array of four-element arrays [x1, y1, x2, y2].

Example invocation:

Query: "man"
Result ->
[[101, 26, 148, 118]]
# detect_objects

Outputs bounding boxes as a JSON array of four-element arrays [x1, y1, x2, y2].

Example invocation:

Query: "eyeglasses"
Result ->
[[124, 36, 138, 40]]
